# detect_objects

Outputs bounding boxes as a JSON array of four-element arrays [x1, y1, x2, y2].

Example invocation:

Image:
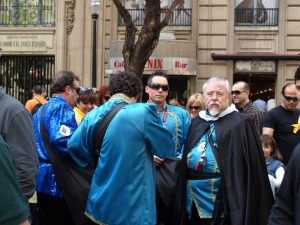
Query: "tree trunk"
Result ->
[[112, 0, 184, 79]]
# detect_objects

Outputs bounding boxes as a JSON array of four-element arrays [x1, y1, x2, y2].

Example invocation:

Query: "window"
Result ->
[[235, 0, 279, 26], [0, 0, 55, 27], [119, 0, 192, 26]]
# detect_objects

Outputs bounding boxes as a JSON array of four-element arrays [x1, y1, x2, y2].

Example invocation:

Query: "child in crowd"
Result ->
[[74, 87, 97, 124], [260, 134, 285, 197]]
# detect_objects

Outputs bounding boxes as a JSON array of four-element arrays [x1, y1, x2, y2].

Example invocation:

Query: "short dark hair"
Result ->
[[147, 71, 168, 86], [109, 71, 142, 98], [50, 70, 79, 95], [294, 66, 300, 83], [76, 89, 97, 105], [32, 85, 43, 94]]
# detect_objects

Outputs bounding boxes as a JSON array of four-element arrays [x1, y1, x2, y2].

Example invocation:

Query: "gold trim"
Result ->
[[84, 212, 108, 225]]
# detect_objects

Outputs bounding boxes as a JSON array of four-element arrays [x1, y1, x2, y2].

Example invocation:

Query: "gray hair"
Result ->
[[203, 77, 231, 94]]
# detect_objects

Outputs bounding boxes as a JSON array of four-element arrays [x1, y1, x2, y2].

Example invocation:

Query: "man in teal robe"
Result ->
[[68, 71, 174, 225]]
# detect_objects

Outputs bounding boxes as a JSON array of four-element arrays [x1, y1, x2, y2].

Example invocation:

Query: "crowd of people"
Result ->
[[1, 66, 300, 225]]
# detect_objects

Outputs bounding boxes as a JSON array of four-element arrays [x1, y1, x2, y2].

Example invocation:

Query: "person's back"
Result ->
[[83, 103, 173, 225], [0, 135, 30, 225], [25, 85, 48, 114], [253, 98, 267, 112], [0, 86, 38, 199], [68, 71, 174, 225]]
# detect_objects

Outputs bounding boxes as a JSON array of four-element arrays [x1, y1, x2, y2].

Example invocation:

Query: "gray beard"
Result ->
[[208, 109, 220, 117]]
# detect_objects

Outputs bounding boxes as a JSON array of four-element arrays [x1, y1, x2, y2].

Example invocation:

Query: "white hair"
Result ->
[[203, 77, 231, 94]]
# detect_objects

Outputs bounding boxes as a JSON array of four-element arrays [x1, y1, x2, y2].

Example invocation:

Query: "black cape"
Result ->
[[173, 111, 274, 225], [268, 143, 300, 225]]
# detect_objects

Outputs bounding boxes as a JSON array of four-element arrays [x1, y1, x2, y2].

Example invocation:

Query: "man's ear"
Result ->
[[65, 86, 72, 95], [145, 86, 149, 94]]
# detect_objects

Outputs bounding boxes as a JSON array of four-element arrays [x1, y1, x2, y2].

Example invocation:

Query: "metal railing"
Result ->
[[118, 8, 192, 26], [0, 55, 55, 104], [235, 8, 279, 27], [0, 0, 55, 27]]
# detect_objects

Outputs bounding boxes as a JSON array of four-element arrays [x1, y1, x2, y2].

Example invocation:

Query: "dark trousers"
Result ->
[[29, 203, 40, 225], [156, 192, 172, 225], [37, 192, 75, 225]]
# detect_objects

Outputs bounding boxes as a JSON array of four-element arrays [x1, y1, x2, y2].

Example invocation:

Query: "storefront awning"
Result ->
[[211, 53, 300, 60]]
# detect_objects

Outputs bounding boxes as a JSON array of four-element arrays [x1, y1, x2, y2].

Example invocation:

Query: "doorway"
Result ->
[[233, 73, 276, 102]]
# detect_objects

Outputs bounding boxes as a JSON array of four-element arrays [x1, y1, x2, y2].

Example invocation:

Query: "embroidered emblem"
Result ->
[[292, 116, 300, 133], [59, 125, 71, 136]]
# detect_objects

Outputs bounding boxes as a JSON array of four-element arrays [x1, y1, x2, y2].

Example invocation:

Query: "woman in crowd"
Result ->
[[74, 87, 97, 124], [96, 85, 111, 106], [185, 93, 205, 119]]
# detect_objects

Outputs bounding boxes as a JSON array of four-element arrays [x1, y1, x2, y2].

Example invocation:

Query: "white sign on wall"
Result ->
[[0, 34, 53, 52], [235, 60, 276, 73]]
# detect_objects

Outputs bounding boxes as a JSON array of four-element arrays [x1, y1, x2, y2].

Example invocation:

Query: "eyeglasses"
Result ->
[[71, 86, 81, 94], [190, 106, 201, 110], [104, 96, 110, 101], [231, 90, 245, 95], [283, 95, 298, 102], [149, 83, 169, 92]]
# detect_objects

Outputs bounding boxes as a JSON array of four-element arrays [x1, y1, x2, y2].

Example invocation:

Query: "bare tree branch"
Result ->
[[112, 0, 185, 77], [112, 0, 137, 71], [160, 0, 183, 30]]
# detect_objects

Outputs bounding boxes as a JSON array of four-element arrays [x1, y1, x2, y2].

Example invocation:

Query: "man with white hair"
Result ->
[[173, 77, 273, 225]]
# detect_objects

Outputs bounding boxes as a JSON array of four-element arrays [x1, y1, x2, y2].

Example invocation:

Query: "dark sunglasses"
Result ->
[[104, 96, 110, 101], [71, 86, 81, 94], [190, 106, 201, 110], [283, 95, 298, 102], [231, 90, 245, 95], [149, 83, 169, 92]]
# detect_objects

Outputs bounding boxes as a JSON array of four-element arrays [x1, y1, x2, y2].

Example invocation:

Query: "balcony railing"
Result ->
[[118, 8, 192, 26], [0, 0, 55, 27], [235, 8, 279, 27]]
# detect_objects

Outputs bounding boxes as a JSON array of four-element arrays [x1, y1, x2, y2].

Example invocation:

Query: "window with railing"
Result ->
[[0, 0, 55, 27], [118, 8, 192, 26], [235, 0, 279, 27], [119, 0, 192, 26]]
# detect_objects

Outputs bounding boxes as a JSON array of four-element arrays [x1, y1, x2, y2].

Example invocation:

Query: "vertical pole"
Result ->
[[91, 14, 98, 88]]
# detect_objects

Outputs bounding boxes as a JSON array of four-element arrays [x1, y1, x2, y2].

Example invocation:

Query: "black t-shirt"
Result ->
[[263, 105, 300, 165]]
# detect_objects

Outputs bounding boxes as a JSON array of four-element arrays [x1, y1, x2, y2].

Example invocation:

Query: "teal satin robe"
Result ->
[[68, 99, 174, 225]]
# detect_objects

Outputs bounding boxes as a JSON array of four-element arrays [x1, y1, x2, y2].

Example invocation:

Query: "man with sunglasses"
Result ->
[[263, 83, 300, 165], [145, 71, 191, 225], [232, 81, 264, 135], [32, 70, 80, 225], [268, 66, 300, 224]]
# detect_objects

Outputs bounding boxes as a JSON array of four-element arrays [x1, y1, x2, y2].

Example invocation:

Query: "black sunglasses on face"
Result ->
[[283, 95, 298, 102], [71, 86, 81, 94], [231, 90, 245, 95], [190, 106, 201, 110], [149, 83, 169, 92]]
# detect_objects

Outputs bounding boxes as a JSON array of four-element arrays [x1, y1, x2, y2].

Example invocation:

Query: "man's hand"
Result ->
[[154, 155, 164, 167]]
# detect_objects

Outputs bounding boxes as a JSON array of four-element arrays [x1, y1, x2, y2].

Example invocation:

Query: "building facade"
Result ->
[[0, 0, 300, 105]]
